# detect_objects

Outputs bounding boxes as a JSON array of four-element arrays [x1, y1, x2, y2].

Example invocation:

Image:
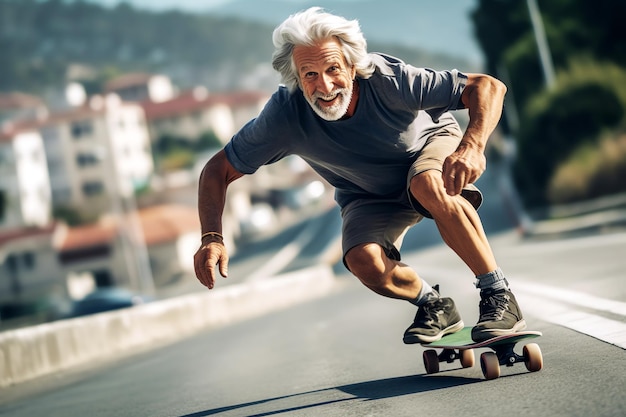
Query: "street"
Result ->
[[1, 225, 625, 416], [1, 156, 625, 416]]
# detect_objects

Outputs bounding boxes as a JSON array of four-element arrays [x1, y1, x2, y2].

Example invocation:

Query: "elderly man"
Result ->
[[194, 7, 525, 343]]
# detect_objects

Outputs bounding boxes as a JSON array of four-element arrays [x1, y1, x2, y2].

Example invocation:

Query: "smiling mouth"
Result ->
[[317, 94, 339, 104]]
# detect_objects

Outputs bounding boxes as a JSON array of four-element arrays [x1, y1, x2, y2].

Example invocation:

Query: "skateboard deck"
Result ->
[[420, 327, 543, 380]]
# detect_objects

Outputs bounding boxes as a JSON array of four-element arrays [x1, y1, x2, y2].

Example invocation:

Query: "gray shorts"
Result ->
[[341, 126, 483, 267]]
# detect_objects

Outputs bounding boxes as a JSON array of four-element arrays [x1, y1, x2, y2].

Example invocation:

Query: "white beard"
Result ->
[[304, 84, 353, 121]]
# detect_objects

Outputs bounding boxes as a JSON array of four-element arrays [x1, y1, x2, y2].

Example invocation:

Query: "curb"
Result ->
[[0, 265, 336, 388], [523, 192, 626, 239], [526, 208, 626, 238]]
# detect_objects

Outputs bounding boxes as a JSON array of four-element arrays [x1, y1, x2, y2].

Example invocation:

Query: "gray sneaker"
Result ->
[[403, 297, 464, 344], [471, 289, 526, 342]]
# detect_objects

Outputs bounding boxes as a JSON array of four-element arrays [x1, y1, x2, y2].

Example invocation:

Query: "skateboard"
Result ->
[[420, 327, 543, 380]]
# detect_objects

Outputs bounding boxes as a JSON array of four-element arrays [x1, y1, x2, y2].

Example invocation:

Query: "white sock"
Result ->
[[411, 280, 440, 306], [475, 268, 509, 293]]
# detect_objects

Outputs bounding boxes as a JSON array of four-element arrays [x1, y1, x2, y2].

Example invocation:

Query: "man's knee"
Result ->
[[344, 243, 389, 286], [409, 171, 451, 216], [409, 171, 483, 217]]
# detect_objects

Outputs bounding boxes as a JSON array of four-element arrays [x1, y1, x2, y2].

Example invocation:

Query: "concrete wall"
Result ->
[[0, 265, 336, 388]]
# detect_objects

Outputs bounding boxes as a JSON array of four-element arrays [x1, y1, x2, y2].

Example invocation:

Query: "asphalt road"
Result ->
[[1, 226, 625, 416], [1, 159, 625, 416]]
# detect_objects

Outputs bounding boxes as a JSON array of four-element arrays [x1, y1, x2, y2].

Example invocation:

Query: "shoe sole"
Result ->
[[403, 320, 465, 344], [471, 319, 527, 342]]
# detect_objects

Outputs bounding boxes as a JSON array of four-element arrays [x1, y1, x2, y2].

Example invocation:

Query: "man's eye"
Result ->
[[304, 72, 316, 78]]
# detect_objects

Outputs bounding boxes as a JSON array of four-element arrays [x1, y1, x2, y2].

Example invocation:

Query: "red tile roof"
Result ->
[[58, 204, 199, 251], [0, 92, 44, 111], [0, 223, 57, 248], [139, 204, 200, 246], [104, 73, 155, 92], [140, 89, 268, 121], [59, 219, 118, 250]]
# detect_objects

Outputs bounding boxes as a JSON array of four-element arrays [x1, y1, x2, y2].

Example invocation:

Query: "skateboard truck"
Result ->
[[494, 344, 524, 366]]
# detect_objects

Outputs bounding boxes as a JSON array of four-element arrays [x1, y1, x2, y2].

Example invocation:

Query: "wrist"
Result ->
[[201, 231, 224, 244], [458, 140, 484, 153]]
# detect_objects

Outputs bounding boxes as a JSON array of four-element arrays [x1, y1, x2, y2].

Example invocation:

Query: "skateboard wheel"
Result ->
[[423, 349, 440, 374], [460, 349, 475, 368], [480, 352, 500, 380], [523, 343, 543, 372]]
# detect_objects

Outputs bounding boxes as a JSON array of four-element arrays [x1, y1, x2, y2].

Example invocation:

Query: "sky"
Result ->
[[89, 0, 353, 10]]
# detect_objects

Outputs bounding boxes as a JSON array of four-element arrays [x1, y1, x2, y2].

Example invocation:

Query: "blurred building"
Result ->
[[0, 93, 48, 128], [0, 128, 52, 229], [141, 86, 268, 144], [3, 95, 154, 218], [57, 204, 199, 292], [104, 73, 175, 104], [0, 203, 198, 323], [0, 71, 310, 327], [0, 224, 67, 321]]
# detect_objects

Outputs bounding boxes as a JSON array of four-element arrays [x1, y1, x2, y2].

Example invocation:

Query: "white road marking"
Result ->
[[514, 281, 626, 317], [246, 220, 319, 281], [514, 283, 626, 349]]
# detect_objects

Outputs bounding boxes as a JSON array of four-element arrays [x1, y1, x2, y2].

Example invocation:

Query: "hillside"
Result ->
[[210, 0, 483, 67], [0, 0, 475, 95]]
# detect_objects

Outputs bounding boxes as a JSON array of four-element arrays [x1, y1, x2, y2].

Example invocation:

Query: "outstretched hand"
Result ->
[[193, 241, 229, 289], [442, 143, 486, 196]]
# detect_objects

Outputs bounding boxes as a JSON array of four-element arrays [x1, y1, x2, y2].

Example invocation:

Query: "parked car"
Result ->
[[68, 287, 154, 318]]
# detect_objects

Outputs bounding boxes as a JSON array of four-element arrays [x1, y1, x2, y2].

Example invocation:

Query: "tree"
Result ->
[[472, 0, 626, 206]]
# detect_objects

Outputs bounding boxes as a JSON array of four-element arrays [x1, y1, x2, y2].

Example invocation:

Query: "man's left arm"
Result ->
[[443, 73, 507, 196]]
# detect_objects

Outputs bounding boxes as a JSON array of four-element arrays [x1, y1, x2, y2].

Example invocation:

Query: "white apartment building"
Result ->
[[0, 128, 52, 230], [0, 77, 276, 322], [141, 87, 269, 144], [39, 95, 154, 215], [0, 224, 66, 308]]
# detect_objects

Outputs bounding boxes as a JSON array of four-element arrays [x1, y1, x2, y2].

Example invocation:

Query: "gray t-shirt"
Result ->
[[225, 53, 468, 208]]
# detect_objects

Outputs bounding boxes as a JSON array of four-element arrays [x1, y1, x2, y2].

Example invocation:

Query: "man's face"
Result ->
[[293, 38, 357, 121]]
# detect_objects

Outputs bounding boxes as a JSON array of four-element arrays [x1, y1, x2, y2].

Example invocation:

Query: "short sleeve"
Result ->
[[224, 89, 293, 174], [404, 67, 468, 123]]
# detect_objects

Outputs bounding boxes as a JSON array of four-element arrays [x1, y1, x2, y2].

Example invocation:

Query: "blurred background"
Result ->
[[0, 0, 624, 330]]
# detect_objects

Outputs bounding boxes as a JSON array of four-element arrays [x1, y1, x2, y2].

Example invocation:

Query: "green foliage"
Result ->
[[514, 59, 626, 205], [0, 0, 276, 93], [473, 0, 626, 114], [472, 0, 626, 206], [154, 131, 220, 173], [548, 131, 626, 203], [53, 204, 97, 226], [0, 0, 470, 95], [159, 148, 195, 172], [197, 131, 222, 151]]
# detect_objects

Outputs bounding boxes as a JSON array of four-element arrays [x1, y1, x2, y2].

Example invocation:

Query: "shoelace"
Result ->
[[415, 299, 444, 324], [479, 292, 510, 321]]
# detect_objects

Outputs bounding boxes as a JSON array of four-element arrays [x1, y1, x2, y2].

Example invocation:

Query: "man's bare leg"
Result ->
[[344, 242, 422, 301], [410, 170, 496, 276], [410, 170, 526, 341], [345, 243, 464, 343]]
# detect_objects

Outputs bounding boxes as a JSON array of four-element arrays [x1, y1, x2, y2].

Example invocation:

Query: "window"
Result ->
[[71, 120, 93, 139], [22, 252, 35, 269], [82, 181, 104, 196], [76, 153, 100, 167]]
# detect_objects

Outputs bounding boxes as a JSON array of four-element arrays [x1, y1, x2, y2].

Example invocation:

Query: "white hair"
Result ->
[[271, 7, 375, 92]]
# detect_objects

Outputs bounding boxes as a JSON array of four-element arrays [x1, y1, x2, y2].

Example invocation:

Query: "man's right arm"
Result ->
[[194, 149, 244, 289]]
